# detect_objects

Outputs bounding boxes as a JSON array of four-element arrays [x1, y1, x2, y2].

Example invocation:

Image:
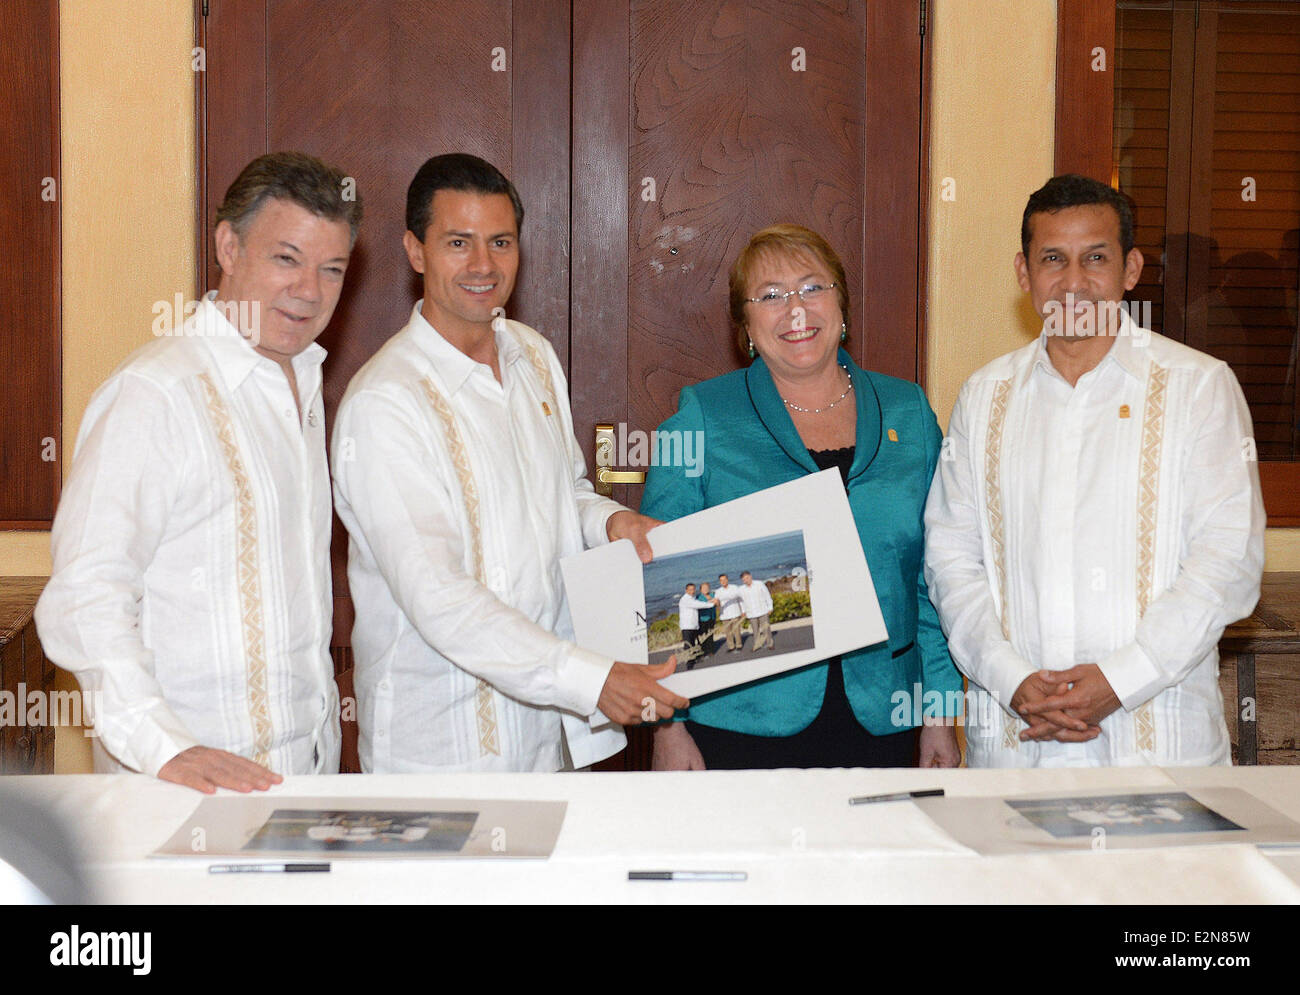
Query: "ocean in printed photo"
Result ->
[[642, 529, 808, 623]]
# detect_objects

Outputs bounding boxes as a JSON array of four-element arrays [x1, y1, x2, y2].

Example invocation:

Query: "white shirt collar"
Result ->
[[197, 292, 326, 391], [406, 302, 524, 395], [1029, 304, 1149, 387]]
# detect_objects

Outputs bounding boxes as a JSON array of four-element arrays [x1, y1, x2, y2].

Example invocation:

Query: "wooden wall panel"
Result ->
[[264, 0, 514, 412], [197, 0, 268, 285], [0, 0, 60, 528], [0, 578, 56, 774], [594, 0, 922, 445], [571, 0, 630, 492], [201, 0, 570, 419], [1112, 1, 1300, 517], [511, 0, 573, 365], [1055, 0, 1116, 181], [865, 0, 926, 382]]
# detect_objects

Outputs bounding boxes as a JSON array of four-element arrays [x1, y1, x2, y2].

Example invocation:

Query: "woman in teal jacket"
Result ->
[[641, 224, 962, 769]]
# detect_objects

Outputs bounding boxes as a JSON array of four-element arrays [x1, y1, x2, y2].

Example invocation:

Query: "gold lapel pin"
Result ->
[[541, 401, 552, 416], [887, 428, 898, 442], [1119, 404, 1130, 419]]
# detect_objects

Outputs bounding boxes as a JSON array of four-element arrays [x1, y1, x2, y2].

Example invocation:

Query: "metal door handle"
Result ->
[[594, 423, 646, 495], [597, 467, 646, 485]]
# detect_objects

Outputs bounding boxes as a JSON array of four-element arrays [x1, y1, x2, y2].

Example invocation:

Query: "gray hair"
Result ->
[[215, 151, 363, 244]]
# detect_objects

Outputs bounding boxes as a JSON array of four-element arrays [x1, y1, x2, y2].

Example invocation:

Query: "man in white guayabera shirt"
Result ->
[[738, 571, 775, 651], [924, 174, 1264, 767], [332, 154, 686, 772], [36, 153, 361, 793], [714, 574, 746, 652], [677, 582, 716, 668]]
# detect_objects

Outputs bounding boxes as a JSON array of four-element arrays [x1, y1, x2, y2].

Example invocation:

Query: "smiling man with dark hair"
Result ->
[[333, 153, 685, 773], [925, 174, 1265, 767]]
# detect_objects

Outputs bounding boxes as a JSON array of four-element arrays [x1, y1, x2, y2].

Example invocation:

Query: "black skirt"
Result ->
[[685, 659, 920, 769]]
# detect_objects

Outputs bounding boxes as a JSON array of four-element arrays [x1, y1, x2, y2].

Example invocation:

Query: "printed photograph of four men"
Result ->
[[642, 530, 814, 673]]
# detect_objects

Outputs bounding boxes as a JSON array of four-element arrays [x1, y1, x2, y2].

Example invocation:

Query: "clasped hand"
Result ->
[[1011, 663, 1121, 743]]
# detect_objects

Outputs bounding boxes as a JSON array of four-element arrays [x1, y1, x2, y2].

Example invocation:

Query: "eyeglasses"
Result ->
[[744, 283, 837, 309]]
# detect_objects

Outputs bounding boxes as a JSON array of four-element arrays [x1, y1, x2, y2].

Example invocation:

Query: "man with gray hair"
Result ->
[[37, 152, 362, 792], [738, 571, 775, 652]]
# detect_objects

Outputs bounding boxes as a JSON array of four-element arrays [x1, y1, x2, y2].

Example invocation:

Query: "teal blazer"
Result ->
[[640, 351, 962, 736]]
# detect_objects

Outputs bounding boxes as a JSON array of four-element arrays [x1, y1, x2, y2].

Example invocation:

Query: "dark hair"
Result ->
[[215, 152, 363, 244], [1021, 174, 1135, 258], [728, 224, 850, 362], [406, 153, 524, 240]]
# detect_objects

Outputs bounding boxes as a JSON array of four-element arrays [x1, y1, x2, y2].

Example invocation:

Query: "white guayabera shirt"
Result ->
[[332, 305, 627, 773], [36, 296, 341, 777], [714, 585, 744, 621], [677, 593, 713, 629], [924, 312, 1265, 767], [738, 581, 774, 618]]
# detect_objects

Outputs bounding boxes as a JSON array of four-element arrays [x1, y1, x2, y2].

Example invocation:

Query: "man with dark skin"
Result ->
[[926, 174, 1263, 767]]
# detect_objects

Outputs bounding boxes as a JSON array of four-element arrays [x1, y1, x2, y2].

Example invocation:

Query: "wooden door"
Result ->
[[199, 0, 571, 399], [198, 0, 929, 769], [0, 0, 60, 528], [571, 0, 928, 496]]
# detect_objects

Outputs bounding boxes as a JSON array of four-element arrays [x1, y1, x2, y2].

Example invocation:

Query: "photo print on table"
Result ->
[[242, 809, 479, 854], [1006, 793, 1245, 839]]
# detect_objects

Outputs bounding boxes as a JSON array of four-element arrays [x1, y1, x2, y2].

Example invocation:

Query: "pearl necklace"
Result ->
[[781, 363, 854, 414]]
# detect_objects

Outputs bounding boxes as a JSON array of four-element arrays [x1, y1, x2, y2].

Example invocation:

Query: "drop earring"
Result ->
[[840, 322, 847, 343], [748, 338, 756, 360]]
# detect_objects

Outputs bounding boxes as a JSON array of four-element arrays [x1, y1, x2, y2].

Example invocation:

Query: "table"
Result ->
[[1220, 572, 1300, 764], [3, 767, 1299, 903], [0, 577, 54, 774]]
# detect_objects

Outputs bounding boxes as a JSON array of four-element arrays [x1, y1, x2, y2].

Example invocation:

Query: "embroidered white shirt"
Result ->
[[738, 581, 774, 618], [332, 305, 628, 772], [677, 594, 714, 630], [924, 316, 1264, 767], [35, 296, 341, 777], [714, 585, 745, 621]]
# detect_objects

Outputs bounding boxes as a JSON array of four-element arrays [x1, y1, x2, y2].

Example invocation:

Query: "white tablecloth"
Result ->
[[3, 767, 1299, 903]]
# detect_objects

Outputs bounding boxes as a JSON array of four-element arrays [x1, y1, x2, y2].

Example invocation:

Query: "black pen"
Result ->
[[629, 870, 747, 882], [848, 789, 945, 805]]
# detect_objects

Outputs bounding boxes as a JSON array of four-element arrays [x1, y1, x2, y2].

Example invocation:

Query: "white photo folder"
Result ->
[[560, 469, 887, 699]]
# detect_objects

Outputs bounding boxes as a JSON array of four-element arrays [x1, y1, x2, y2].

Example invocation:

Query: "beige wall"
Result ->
[[0, 0, 195, 579], [1267, 529, 1300, 570], [926, 0, 1056, 425], [28, 0, 194, 772], [924, 0, 1300, 570]]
